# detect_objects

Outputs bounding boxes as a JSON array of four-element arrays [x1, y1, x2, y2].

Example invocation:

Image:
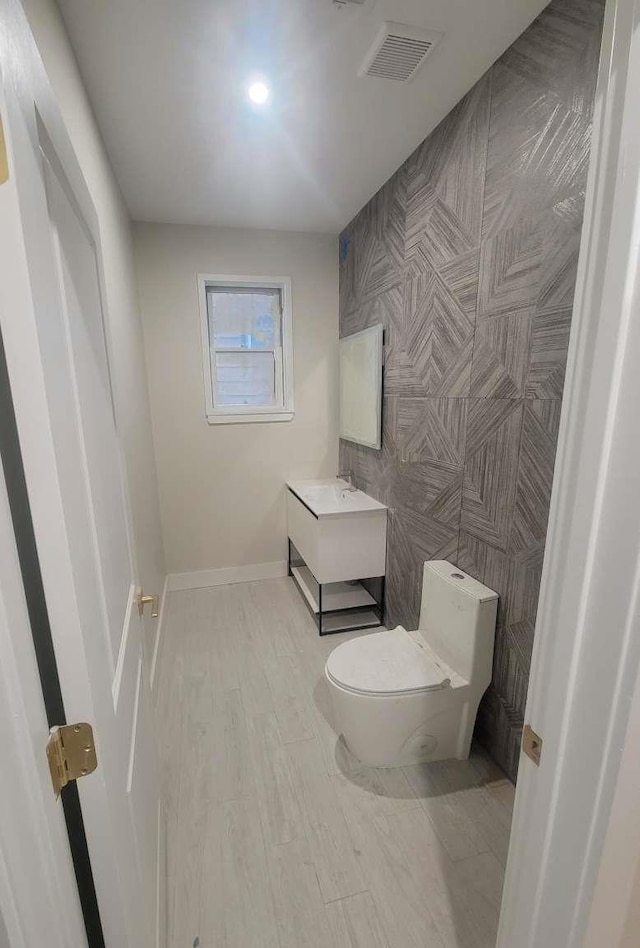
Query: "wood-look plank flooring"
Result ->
[[155, 578, 515, 947]]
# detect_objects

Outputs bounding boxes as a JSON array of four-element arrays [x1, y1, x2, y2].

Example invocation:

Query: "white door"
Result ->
[[0, 400, 86, 948], [0, 14, 161, 948]]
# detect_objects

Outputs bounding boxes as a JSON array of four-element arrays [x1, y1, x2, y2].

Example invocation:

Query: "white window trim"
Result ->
[[197, 273, 295, 424]]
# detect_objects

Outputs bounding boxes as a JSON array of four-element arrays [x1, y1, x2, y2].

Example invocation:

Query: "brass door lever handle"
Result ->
[[137, 589, 159, 618]]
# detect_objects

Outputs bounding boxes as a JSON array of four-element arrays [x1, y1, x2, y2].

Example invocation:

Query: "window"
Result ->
[[198, 275, 294, 424]]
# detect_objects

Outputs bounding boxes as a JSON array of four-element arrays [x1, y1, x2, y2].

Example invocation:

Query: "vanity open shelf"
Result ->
[[286, 479, 387, 635]]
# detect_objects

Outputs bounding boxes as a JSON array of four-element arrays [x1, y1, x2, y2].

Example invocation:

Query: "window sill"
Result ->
[[206, 410, 295, 426]]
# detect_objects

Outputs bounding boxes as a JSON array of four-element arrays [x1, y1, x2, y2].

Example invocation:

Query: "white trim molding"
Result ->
[[167, 560, 288, 592], [150, 574, 169, 695]]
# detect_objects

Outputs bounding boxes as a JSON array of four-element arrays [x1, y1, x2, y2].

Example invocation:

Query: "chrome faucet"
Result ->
[[337, 470, 357, 491]]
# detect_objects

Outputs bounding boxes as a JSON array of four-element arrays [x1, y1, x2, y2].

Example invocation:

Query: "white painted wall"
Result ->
[[134, 223, 339, 575], [19, 0, 166, 632]]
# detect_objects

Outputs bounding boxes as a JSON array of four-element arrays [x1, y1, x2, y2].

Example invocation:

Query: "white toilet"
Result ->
[[325, 560, 498, 768]]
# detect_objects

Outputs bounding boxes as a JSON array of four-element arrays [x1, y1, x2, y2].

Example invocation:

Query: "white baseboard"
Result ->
[[150, 574, 169, 695], [167, 560, 288, 592]]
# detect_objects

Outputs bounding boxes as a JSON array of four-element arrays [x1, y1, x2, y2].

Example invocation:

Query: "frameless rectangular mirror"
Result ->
[[339, 323, 383, 450]]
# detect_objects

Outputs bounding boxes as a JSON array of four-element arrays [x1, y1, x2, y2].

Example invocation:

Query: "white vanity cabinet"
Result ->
[[286, 479, 387, 634]]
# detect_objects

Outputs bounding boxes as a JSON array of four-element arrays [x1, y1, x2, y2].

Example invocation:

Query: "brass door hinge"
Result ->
[[522, 723, 543, 766], [137, 588, 159, 618], [46, 723, 98, 798]]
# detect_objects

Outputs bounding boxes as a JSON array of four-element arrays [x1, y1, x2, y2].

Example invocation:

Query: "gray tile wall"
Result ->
[[339, 0, 605, 781]]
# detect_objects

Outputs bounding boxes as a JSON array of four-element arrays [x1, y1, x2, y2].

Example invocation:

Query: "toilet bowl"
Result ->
[[325, 561, 498, 768]]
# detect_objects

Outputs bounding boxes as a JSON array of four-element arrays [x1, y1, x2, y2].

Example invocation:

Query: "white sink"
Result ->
[[287, 478, 387, 517], [286, 478, 387, 585]]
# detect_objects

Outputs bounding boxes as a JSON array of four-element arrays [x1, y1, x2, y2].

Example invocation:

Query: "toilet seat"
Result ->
[[325, 626, 451, 697]]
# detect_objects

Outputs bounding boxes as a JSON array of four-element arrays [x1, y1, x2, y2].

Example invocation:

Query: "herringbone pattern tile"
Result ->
[[339, 0, 605, 780], [397, 397, 467, 466], [339, 397, 398, 507], [477, 216, 545, 317], [526, 306, 572, 397], [461, 400, 524, 551], [509, 401, 562, 554], [470, 312, 532, 397], [457, 531, 510, 627], [405, 74, 490, 253], [386, 504, 460, 632], [340, 169, 405, 319], [395, 458, 464, 526], [341, 285, 404, 351], [400, 270, 475, 395]]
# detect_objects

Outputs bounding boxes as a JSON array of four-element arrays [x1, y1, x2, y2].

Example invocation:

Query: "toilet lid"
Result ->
[[325, 626, 451, 697]]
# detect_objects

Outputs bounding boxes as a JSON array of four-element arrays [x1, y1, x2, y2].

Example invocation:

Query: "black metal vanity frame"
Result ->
[[287, 537, 385, 636]]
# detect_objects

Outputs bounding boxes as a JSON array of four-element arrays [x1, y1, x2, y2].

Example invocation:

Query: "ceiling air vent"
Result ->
[[359, 22, 443, 82]]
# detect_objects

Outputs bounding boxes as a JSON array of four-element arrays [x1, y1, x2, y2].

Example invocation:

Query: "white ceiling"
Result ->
[[58, 0, 549, 234]]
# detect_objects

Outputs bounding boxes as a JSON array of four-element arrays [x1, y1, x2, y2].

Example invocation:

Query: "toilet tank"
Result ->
[[418, 561, 498, 686]]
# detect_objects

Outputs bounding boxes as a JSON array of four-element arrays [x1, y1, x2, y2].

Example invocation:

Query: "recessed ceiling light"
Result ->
[[248, 81, 269, 105]]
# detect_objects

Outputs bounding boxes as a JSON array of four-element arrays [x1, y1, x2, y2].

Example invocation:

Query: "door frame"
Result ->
[[497, 0, 640, 944]]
